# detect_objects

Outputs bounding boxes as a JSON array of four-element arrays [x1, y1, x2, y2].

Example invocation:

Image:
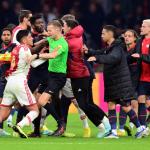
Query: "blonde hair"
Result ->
[[143, 19, 150, 26]]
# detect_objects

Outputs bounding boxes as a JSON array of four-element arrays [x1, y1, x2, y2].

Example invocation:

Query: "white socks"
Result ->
[[17, 111, 39, 128]]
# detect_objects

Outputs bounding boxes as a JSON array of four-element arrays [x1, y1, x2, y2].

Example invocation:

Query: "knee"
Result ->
[[138, 95, 146, 103]]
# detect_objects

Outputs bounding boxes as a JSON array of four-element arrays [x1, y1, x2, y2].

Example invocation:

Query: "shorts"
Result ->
[[62, 78, 74, 98], [137, 81, 150, 96], [1, 76, 36, 106], [38, 83, 47, 94], [28, 67, 49, 93], [45, 72, 66, 95]]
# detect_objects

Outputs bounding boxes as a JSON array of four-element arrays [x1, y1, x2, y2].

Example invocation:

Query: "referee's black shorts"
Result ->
[[45, 72, 66, 95]]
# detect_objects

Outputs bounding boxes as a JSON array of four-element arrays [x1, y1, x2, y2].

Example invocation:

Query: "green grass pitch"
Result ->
[[0, 114, 150, 150]]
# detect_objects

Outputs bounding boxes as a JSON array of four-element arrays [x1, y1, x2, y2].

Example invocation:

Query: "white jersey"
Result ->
[[6, 44, 31, 78], [12, 26, 23, 45], [1, 44, 36, 107]]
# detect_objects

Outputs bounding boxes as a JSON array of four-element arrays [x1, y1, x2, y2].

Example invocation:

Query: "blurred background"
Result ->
[[0, 0, 150, 49]]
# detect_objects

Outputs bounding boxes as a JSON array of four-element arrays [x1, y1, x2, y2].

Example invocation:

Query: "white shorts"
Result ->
[[1, 76, 36, 107], [62, 78, 74, 98]]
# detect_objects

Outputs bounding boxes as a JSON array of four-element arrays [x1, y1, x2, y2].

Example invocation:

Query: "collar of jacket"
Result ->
[[105, 39, 123, 53]]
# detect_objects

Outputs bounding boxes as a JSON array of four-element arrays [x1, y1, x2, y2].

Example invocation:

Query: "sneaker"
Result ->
[[12, 125, 28, 138], [83, 127, 91, 138], [143, 127, 150, 137], [135, 127, 145, 139], [104, 132, 119, 139], [97, 125, 111, 138], [0, 129, 11, 136], [97, 130, 105, 138], [41, 125, 49, 131], [50, 125, 65, 137], [40, 125, 53, 135], [47, 131, 54, 136], [28, 132, 41, 138], [12, 131, 19, 137], [117, 129, 126, 136], [42, 130, 53, 135], [62, 132, 76, 137]]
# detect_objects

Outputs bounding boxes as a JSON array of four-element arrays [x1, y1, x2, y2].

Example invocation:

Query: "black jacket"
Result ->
[[90, 40, 134, 101], [125, 48, 139, 91]]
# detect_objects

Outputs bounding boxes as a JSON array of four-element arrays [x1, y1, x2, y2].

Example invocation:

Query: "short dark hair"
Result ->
[[61, 14, 75, 21], [16, 30, 30, 43], [19, 10, 32, 23], [1, 28, 12, 35], [6, 24, 16, 31], [30, 14, 44, 25], [65, 19, 79, 29], [103, 25, 118, 38], [48, 20, 62, 29]]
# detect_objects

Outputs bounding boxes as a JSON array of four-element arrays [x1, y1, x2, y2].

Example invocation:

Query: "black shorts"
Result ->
[[28, 67, 49, 93], [38, 83, 47, 94], [137, 81, 150, 96], [0, 78, 7, 98], [45, 72, 66, 95]]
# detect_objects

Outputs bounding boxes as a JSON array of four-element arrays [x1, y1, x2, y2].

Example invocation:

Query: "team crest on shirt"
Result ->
[[146, 44, 150, 48]]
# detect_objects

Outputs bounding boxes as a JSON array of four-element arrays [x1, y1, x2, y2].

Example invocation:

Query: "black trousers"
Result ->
[[88, 77, 94, 104], [71, 77, 106, 127]]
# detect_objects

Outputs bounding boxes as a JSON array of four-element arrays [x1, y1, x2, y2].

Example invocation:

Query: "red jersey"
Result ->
[[140, 38, 150, 82]]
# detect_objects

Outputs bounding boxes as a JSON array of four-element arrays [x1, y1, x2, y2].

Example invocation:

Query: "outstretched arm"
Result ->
[[88, 46, 122, 65], [132, 53, 150, 64]]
